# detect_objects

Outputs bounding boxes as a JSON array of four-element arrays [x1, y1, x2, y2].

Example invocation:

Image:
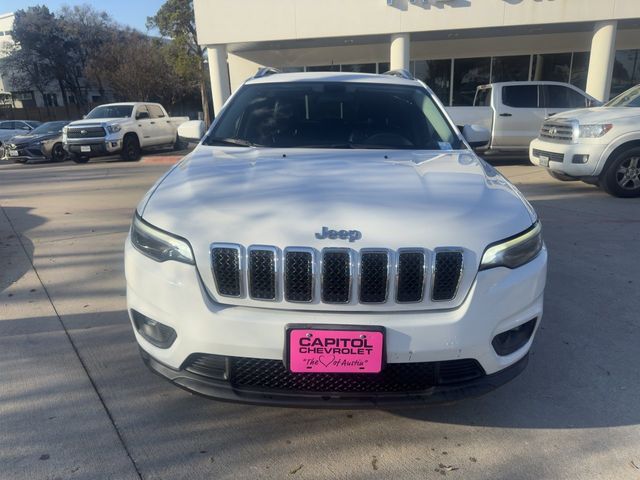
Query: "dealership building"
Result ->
[[194, 0, 640, 114]]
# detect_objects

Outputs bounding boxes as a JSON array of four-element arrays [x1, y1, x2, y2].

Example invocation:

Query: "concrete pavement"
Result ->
[[0, 157, 639, 479]]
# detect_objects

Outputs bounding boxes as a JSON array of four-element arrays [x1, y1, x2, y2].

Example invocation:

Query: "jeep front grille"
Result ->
[[210, 244, 466, 306]]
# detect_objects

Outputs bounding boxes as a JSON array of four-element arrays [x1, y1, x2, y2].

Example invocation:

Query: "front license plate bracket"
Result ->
[[285, 324, 386, 374]]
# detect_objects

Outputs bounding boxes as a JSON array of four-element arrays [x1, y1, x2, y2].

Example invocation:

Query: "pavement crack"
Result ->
[[0, 203, 143, 480]]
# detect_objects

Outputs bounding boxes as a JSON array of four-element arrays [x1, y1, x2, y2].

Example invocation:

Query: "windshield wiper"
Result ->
[[207, 137, 257, 147]]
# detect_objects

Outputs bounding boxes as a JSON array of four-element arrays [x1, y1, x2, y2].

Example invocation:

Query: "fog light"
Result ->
[[131, 309, 176, 348], [111, 141, 119, 147], [492, 318, 537, 356], [572, 154, 589, 164]]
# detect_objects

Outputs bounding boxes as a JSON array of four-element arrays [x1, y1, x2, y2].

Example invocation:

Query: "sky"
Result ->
[[1, 0, 167, 32]]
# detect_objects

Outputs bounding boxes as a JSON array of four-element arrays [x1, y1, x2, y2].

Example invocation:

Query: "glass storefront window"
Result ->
[[306, 65, 340, 72], [452, 57, 490, 106], [377, 62, 390, 73], [611, 49, 640, 98], [491, 55, 530, 83], [531, 53, 571, 82], [341, 63, 376, 73], [413, 59, 452, 105], [570, 52, 590, 91]]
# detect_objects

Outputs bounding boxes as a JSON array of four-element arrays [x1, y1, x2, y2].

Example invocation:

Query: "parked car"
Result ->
[[530, 84, 640, 197], [0, 120, 42, 158], [125, 69, 547, 406], [63, 102, 189, 163], [4, 120, 70, 163], [447, 81, 599, 154]]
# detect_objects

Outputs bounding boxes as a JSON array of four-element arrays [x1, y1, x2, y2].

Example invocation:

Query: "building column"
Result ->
[[390, 33, 410, 72], [207, 44, 231, 117], [585, 21, 617, 102]]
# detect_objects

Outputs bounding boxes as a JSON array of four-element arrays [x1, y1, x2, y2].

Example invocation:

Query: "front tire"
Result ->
[[51, 143, 66, 162], [121, 135, 141, 161], [601, 147, 640, 198]]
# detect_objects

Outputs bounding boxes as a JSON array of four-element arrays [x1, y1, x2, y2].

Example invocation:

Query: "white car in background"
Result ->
[[530, 84, 640, 197], [63, 102, 189, 163], [125, 69, 547, 406], [447, 81, 598, 154]]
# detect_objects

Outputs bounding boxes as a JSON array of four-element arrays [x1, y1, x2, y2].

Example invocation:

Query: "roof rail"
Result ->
[[253, 67, 281, 79], [381, 69, 415, 80]]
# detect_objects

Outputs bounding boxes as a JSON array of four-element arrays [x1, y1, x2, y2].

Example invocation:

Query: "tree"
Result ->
[[10, 6, 74, 110], [86, 29, 185, 105], [1, 44, 53, 112], [58, 5, 114, 105], [147, 0, 212, 125]]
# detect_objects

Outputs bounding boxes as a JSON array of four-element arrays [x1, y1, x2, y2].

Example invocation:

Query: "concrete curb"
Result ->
[[140, 155, 183, 165]]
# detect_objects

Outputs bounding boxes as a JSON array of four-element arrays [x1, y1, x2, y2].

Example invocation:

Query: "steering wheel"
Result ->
[[359, 132, 413, 147]]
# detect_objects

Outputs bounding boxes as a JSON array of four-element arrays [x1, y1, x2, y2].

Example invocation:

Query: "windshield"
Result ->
[[204, 82, 463, 150], [605, 85, 640, 107], [31, 121, 69, 135], [85, 105, 133, 119]]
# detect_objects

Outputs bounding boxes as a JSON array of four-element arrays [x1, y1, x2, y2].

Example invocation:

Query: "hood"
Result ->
[[141, 147, 536, 311], [10, 132, 61, 146], [552, 107, 640, 124], [69, 118, 127, 127]]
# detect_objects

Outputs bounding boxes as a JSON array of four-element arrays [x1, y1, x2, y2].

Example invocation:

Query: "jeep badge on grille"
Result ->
[[315, 226, 362, 243]]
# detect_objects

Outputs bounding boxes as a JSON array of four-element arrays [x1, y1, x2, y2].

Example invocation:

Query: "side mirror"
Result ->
[[177, 120, 206, 143], [462, 124, 491, 149], [136, 111, 150, 120]]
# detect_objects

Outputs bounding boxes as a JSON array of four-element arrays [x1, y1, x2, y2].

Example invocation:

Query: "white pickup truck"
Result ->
[[63, 102, 189, 163], [530, 84, 640, 197], [447, 81, 598, 154]]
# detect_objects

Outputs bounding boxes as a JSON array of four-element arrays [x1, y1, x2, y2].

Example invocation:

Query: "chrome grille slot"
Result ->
[[248, 247, 277, 300], [284, 249, 314, 302], [432, 250, 463, 301], [396, 250, 426, 303], [321, 249, 352, 303], [359, 250, 390, 304], [211, 245, 242, 297]]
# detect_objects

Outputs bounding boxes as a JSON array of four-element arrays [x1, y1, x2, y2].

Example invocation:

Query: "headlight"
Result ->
[[131, 213, 194, 265], [578, 124, 612, 138], [107, 124, 122, 134], [62, 126, 68, 134], [480, 222, 543, 270]]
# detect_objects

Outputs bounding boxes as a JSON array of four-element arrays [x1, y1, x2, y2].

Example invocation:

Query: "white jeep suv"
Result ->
[[125, 70, 547, 406], [530, 84, 640, 197]]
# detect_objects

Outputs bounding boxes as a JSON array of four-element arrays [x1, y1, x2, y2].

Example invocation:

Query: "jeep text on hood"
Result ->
[[125, 71, 547, 406]]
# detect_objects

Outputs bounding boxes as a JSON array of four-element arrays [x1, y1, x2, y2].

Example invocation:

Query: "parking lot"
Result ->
[[1, 156, 639, 480]]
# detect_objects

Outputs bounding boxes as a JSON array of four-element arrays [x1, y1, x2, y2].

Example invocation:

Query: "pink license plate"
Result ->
[[288, 328, 384, 373]]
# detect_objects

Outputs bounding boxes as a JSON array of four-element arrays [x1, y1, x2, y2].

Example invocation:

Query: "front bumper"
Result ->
[[141, 347, 529, 407], [529, 138, 609, 177], [125, 239, 547, 404], [64, 138, 122, 157]]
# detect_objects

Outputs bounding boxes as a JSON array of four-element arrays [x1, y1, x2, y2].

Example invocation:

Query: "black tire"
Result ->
[[72, 154, 90, 164], [121, 134, 141, 161], [173, 136, 186, 151], [50, 142, 66, 162], [600, 146, 640, 198], [547, 170, 578, 182]]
